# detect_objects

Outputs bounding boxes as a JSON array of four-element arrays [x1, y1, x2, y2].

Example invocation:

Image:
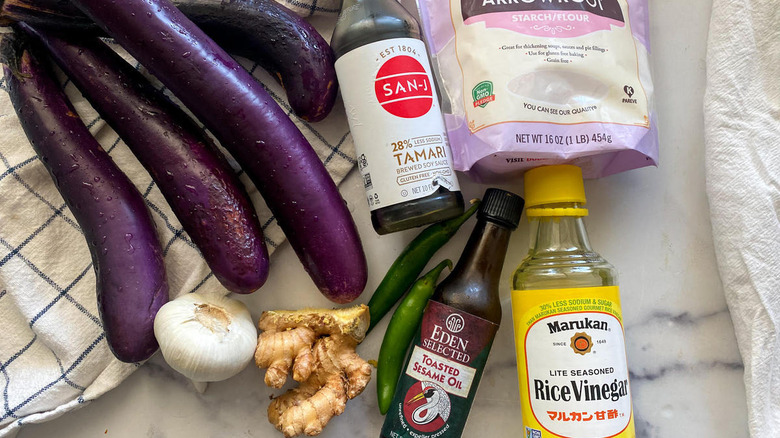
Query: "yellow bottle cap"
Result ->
[[523, 165, 588, 217]]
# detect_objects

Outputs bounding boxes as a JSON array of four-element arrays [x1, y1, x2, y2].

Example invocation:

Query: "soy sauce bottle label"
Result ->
[[335, 38, 460, 211], [381, 300, 498, 438]]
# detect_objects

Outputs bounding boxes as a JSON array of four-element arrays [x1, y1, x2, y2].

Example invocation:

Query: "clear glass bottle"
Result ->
[[331, 0, 464, 235], [513, 205, 615, 290], [380, 188, 523, 438], [511, 165, 635, 438]]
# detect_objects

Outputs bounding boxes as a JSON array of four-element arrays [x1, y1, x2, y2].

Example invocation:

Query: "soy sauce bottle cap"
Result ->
[[478, 188, 524, 230]]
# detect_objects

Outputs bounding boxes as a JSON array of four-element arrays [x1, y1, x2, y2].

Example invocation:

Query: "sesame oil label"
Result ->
[[335, 38, 460, 211], [381, 300, 499, 438], [511, 286, 635, 438]]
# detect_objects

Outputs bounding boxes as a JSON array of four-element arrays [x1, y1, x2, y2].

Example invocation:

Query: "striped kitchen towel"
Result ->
[[277, 0, 341, 16], [0, 16, 353, 438]]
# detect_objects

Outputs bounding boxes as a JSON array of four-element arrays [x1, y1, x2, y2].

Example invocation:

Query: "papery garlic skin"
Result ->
[[154, 292, 258, 383]]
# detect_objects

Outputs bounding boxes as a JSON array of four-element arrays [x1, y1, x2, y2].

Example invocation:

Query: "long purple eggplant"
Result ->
[[2, 32, 168, 362], [21, 24, 270, 294], [0, 0, 338, 122], [0, 0, 91, 29], [183, 0, 337, 122], [66, 0, 367, 303]]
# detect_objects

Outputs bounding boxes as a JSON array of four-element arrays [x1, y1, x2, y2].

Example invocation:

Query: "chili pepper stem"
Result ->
[[441, 199, 480, 233], [367, 200, 480, 333]]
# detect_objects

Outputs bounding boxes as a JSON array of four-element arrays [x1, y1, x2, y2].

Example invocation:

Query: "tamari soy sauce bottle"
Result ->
[[331, 0, 464, 235], [380, 188, 524, 438], [511, 165, 635, 438]]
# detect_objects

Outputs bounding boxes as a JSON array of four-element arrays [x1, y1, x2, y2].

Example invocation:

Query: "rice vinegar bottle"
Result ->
[[511, 165, 635, 438], [331, 0, 464, 235]]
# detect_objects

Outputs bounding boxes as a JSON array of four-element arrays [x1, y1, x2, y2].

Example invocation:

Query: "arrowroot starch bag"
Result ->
[[417, 0, 658, 181]]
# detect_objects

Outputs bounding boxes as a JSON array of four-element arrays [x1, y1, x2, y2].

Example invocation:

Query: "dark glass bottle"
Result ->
[[380, 188, 523, 437], [331, 0, 464, 235]]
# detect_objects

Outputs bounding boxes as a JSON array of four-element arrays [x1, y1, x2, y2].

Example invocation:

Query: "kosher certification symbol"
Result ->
[[445, 313, 465, 333]]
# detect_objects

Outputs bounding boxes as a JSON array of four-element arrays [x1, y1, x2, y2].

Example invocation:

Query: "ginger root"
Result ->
[[254, 305, 372, 437]]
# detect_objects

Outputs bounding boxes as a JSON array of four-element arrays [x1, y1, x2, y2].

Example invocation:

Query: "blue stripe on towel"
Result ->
[[0, 203, 67, 269], [0, 156, 38, 184], [280, 0, 340, 15], [163, 228, 185, 256], [2, 336, 38, 420], [52, 350, 87, 392], [188, 272, 214, 295], [28, 264, 95, 327], [85, 116, 102, 130], [0, 151, 82, 232], [143, 198, 196, 249], [143, 181, 155, 197], [0, 333, 105, 422], [0, 237, 101, 327], [105, 135, 123, 154], [324, 131, 351, 166], [1, 336, 37, 374]]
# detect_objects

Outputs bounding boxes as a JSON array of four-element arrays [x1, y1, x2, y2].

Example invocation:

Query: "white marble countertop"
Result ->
[[15, 0, 750, 436]]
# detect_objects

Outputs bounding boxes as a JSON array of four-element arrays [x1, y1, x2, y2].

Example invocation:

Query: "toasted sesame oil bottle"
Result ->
[[511, 165, 635, 438], [331, 0, 463, 235], [380, 188, 524, 438]]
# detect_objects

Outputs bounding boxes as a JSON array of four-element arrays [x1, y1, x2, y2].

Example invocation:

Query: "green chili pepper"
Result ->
[[376, 259, 453, 415], [367, 201, 479, 333]]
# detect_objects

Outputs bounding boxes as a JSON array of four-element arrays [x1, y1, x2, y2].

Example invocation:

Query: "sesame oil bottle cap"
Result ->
[[479, 188, 524, 230]]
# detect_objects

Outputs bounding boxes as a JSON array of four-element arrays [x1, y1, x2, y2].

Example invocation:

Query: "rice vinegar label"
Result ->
[[381, 300, 498, 438], [511, 286, 635, 438], [335, 38, 460, 211]]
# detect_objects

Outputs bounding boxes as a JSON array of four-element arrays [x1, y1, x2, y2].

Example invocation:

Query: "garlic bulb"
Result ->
[[153, 292, 257, 390]]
